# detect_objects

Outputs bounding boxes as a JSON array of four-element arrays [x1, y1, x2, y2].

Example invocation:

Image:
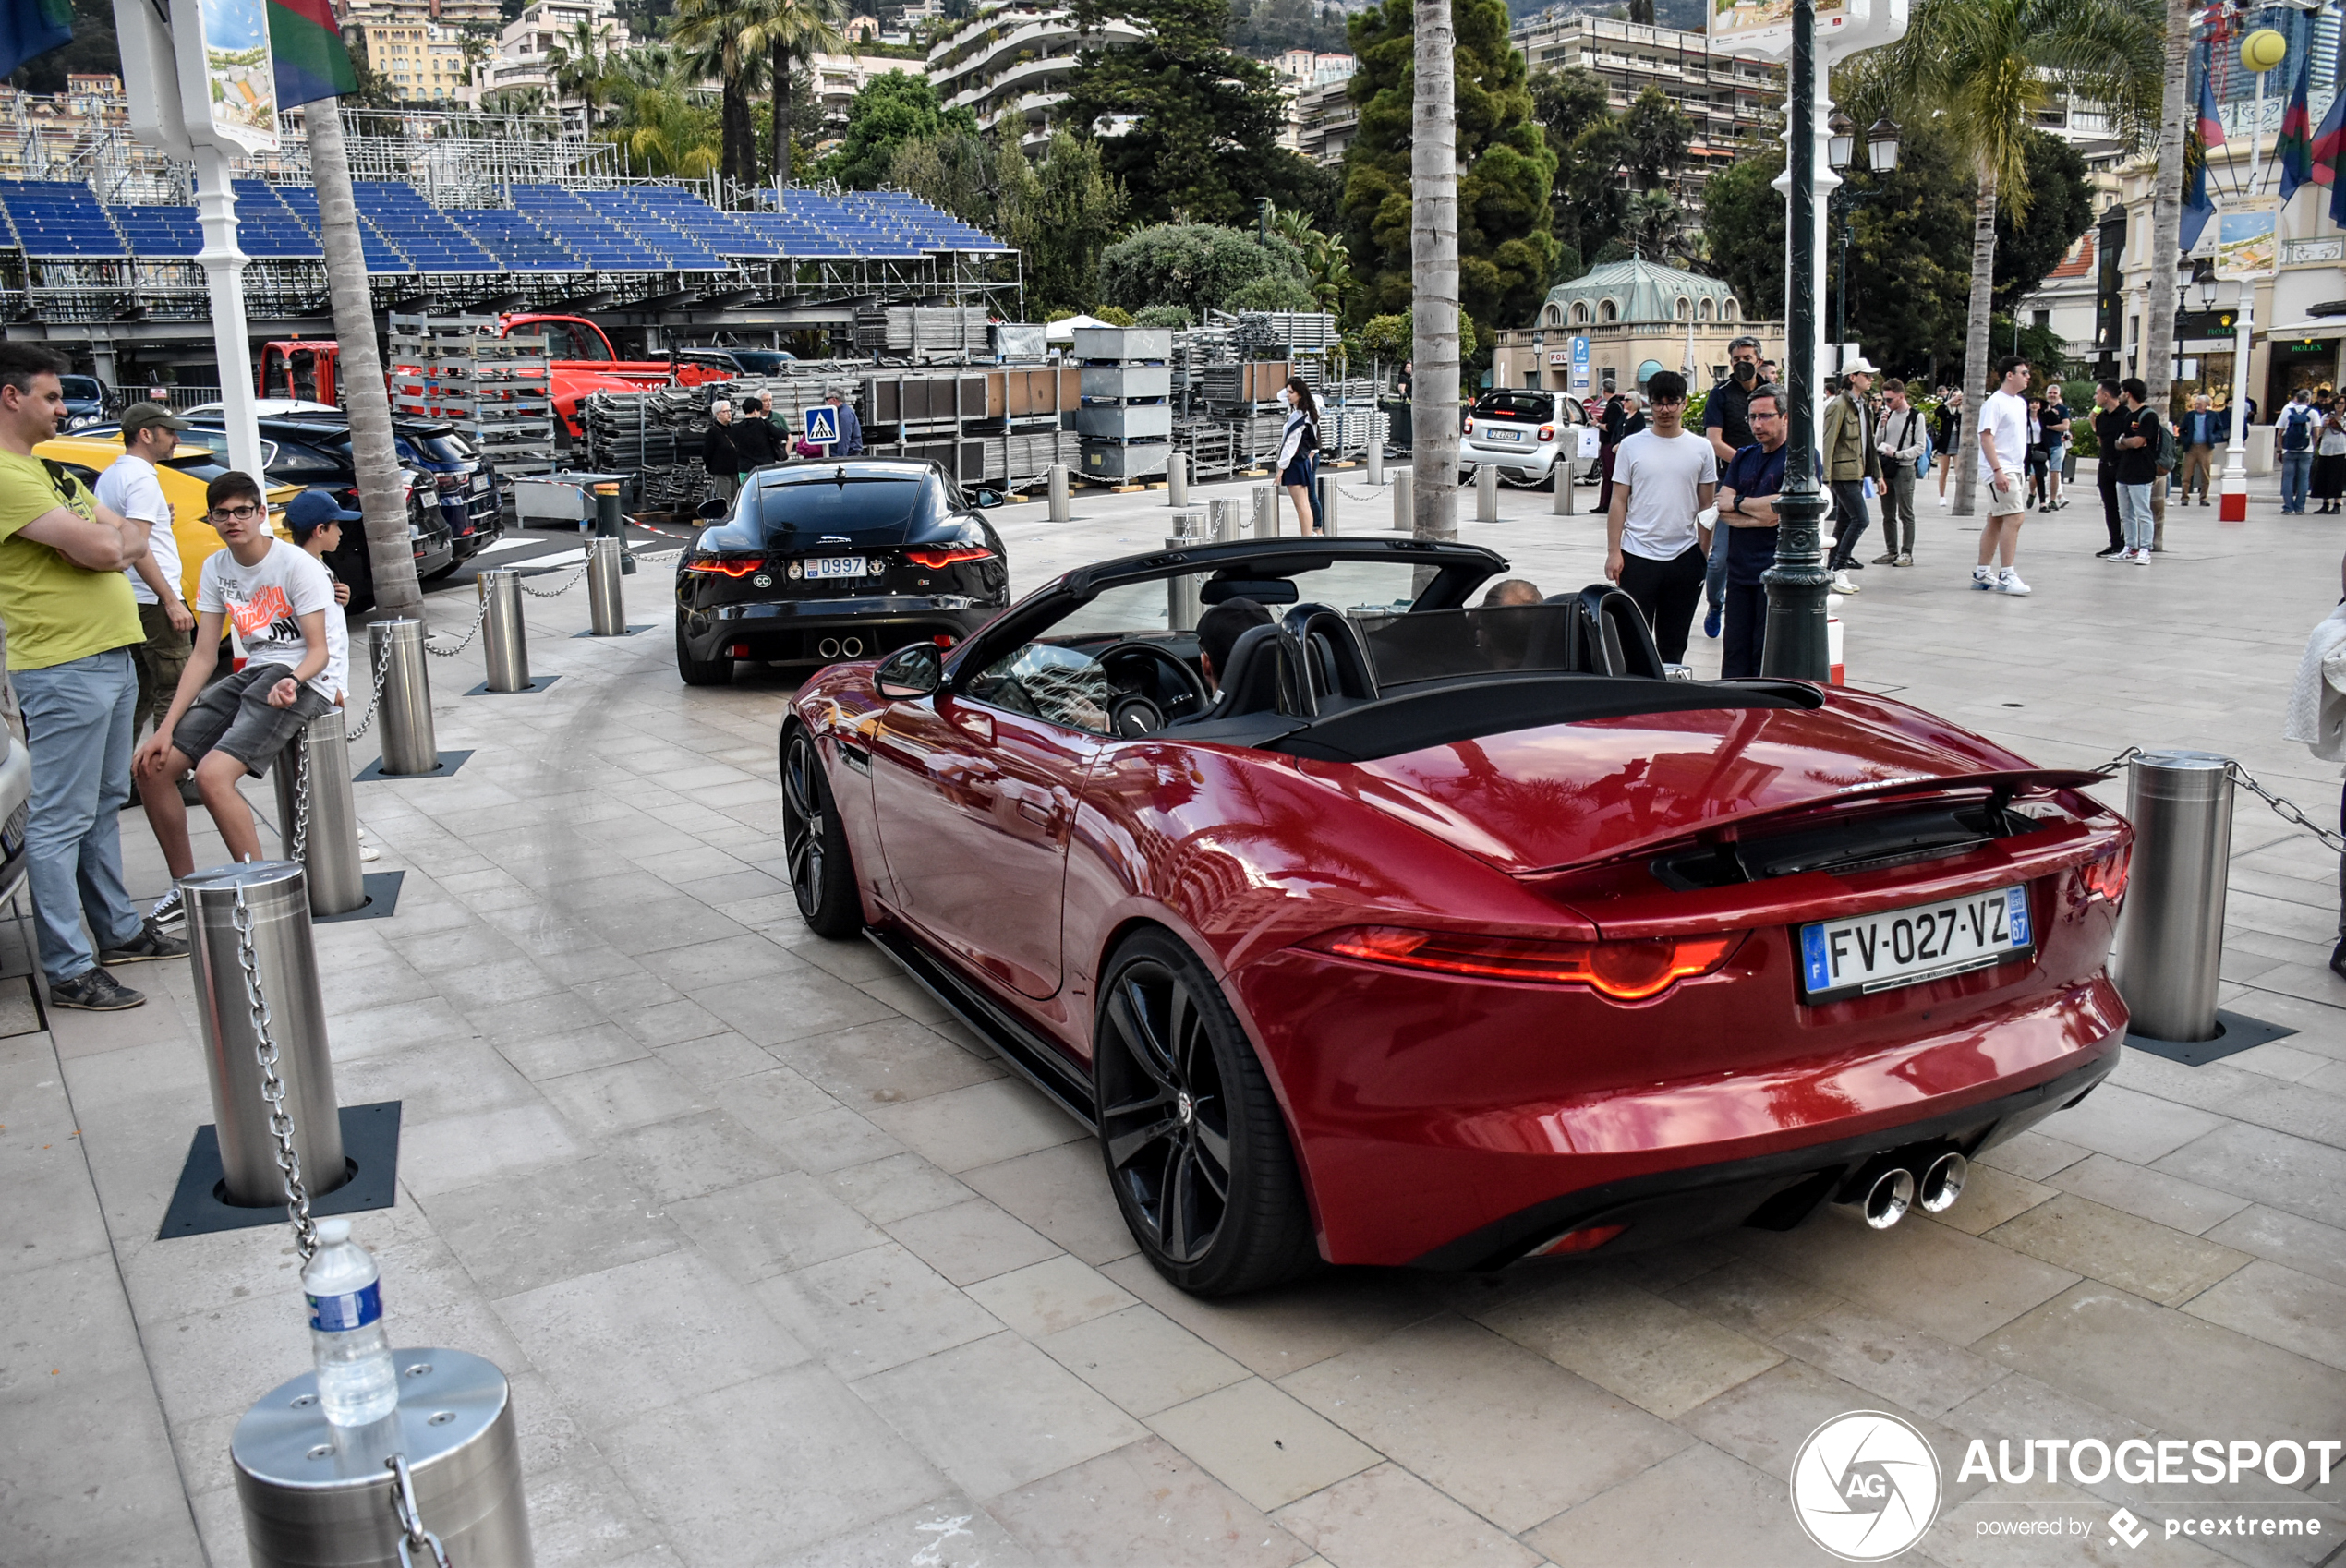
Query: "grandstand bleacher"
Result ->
[[353, 182, 500, 274], [0, 180, 128, 258]]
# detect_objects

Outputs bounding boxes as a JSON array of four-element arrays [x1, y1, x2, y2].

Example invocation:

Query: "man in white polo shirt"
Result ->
[[95, 401, 195, 740], [1974, 356, 2034, 596], [1604, 369, 1718, 662]]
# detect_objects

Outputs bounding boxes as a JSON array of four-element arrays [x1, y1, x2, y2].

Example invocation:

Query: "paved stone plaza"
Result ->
[[6, 467, 2345, 1568]]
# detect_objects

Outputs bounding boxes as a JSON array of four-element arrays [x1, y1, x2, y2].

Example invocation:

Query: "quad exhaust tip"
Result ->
[[816, 637, 865, 661], [1918, 1152, 1967, 1213], [1861, 1166, 1915, 1230]]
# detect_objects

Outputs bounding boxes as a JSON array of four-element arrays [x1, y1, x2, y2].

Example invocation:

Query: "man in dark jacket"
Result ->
[[731, 395, 778, 475], [702, 400, 740, 502], [2090, 380, 2127, 556]]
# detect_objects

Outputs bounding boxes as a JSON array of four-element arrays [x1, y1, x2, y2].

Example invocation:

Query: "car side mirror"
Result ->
[[695, 498, 731, 519], [970, 488, 1005, 509], [875, 644, 941, 701]]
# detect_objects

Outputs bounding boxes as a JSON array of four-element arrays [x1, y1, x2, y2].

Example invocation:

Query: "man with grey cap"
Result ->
[[1820, 356, 1881, 594], [97, 401, 194, 742]]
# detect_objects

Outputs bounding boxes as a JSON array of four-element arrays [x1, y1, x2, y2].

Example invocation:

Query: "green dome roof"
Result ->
[[1542, 258, 1740, 327]]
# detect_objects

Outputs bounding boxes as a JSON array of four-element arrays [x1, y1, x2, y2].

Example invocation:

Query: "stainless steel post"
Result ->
[[1208, 497, 1237, 542], [2113, 750, 2234, 1043], [367, 621, 437, 777], [233, 1347, 533, 1568], [1367, 437, 1383, 487], [1555, 456, 1576, 515], [272, 713, 365, 917], [1167, 452, 1188, 507], [1048, 464, 1070, 522], [1318, 473, 1341, 536], [1252, 483, 1276, 537], [586, 537, 626, 636], [1164, 539, 1201, 631], [1476, 464, 1499, 523], [1394, 470, 1412, 531], [184, 862, 345, 1205], [477, 569, 529, 694]]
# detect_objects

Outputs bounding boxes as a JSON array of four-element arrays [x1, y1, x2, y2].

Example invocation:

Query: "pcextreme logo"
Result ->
[[1791, 1411, 1944, 1562]]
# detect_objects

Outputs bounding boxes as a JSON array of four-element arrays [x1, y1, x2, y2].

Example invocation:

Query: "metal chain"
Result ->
[[1335, 481, 1389, 501], [387, 1456, 453, 1568], [517, 561, 591, 599], [421, 598, 490, 658], [345, 653, 393, 742], [232, 884, 317, 1261], [2229, 760, 2346, 855], [2088, 745, 2142, 778], [289, 737, 310, 865]]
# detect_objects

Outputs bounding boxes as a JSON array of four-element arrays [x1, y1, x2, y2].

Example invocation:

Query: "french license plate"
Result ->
[[1799, 886, 2032, 1001], [804, 556, 866, 580]]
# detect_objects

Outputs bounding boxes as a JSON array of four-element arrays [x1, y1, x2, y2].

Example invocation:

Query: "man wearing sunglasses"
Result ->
[[133, 472, 343, 882]]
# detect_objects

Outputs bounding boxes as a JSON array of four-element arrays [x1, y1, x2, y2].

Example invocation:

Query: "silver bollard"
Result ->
[[1165, 539, 1202, 631], [184, 861, 345, 1205], [477, 569, 529, 694], [586, 537, 626, 636], [1367, 439, 1384, 487], [1207, 497, 1238, 542], [1476, 464, 1499, 523], [1554, 455, 1577, 515], [1048, 464, 1070, 522], [1318, 473, 1341, 536], [233, 1346, 533, 1568], [2112, 750, 2234, 1043], [367, 621, 438, 777], [1169, 508, 1205, 541], [1167, 452, 1188, 507], [1252, 483, 1276, 538], [1393, 470, 1413, 531], [272, 711, 365, 917]]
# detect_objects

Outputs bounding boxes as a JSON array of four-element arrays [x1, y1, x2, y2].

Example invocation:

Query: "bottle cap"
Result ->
[[314, 1217, 352, 1245]]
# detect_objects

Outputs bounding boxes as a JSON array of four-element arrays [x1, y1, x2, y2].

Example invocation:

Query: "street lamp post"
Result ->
[[1763, 0, 1831, 681], [1829, 115, 1900, 365], [2219, 41, 2281, 524]]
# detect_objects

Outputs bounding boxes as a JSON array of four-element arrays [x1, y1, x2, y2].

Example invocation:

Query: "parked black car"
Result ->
[[675, 459, 1009, 686], [59, 374, 111, 431]]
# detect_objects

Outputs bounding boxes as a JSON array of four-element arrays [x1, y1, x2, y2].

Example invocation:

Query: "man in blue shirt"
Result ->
[[2177, 392, 2221, 505], [1715, 384, 1804, 679], [823, 389, 865, 456]]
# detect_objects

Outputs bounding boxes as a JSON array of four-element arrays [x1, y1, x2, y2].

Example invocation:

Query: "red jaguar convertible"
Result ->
[[781, 537, 2131, 1296]]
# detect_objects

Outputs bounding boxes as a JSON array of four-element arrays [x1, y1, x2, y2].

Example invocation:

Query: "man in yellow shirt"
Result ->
[[0, 345, 186, 1008]]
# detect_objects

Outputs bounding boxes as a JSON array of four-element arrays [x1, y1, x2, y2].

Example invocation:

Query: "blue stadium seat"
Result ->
[[351, 181, 499, 274], [448, 208, 579, 272], [0, 178, 129, 259]]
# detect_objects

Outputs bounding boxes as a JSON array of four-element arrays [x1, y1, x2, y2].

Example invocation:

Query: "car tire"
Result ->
[[423, 559, 460, 583], [675, 619, 732, 686], [780, 726, 861, 938], [1094, 929, 1319, 1297]]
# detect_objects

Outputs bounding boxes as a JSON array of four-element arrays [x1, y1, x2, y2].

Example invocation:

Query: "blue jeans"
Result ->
[[2118, 483, 2156, 551], [13, 647, 140, 983], [2282, 449, 2314, 511]]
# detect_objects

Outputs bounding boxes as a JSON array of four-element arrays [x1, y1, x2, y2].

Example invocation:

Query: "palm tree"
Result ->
[[458, 27, 495, 100], [1412, 0, 1459, 542], [546, 17, 617, 125], [743, 0, 845, 189], [671, 0, 757, 190], [606, 45, 723, 177], [306, 105, 421, 618], [1862, 0, 2160, 516], [1625, 187, 1681, 262], [2142, 0, 2192, 425]]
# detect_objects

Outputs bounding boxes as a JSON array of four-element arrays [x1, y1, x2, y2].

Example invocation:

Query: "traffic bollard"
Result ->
[[1048, 464, 1070, 522], [1393, 471, 1413, 531], [1318, 474, 1341, 537], [1367, 439, 1383, 487], [2113, 751, 2233, 1043], [1252, 484, 1276, 538], [1476, 464, 1499, 523], [233, 1346, 533, 1568], [477, 570, 529, 694], [1207, 497, 1238, 543], [1167, 452, 1188, 507], [184, 861, 346, 1205], [586, 537, 627, 636], [593, 482, 622, 539], [368, 621, 438, 777], [272, 712, 366, 917], [1554, 457, 1576, 516], [1165, 540, 1202, 631]]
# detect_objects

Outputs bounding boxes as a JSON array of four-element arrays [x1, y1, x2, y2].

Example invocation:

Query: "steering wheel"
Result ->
[[1095, 640, 1211, 722], [1109, 694, 1166, 737]]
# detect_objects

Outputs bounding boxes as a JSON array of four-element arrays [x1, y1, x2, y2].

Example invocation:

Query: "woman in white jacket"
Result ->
[[1276, 377, 1323, 537], [2285, 557, 2346, 978]]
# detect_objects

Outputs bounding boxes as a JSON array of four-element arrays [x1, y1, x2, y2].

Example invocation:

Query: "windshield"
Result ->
[[402, 429, 478, 464], [58, 376, 102, 402], [731, 350, 793, 372], [532, 320, 611, 361], [750, 475, 923, 538], [1472, 392, 1554, 423]]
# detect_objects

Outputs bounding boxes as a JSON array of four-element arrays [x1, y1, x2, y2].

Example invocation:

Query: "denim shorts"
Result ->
[[170, 663, 332, 778]]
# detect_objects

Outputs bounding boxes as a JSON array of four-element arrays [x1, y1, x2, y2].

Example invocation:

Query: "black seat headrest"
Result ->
[[1574, 585, 1666, 679], [1211, 621, 1314, 718], [1281, 603, 1379, 706]]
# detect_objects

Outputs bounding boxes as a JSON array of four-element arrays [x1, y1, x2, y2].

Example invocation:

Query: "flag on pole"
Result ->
[[270, 0, 358, 111], [2183, 54, 2221, 254], [2279, 31, 2316, 201], [0, 0, 71, 82]]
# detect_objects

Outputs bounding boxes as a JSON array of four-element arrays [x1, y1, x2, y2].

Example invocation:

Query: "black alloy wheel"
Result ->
[[1094, 930, 1317, 1296], [780, 727, 860, 937]]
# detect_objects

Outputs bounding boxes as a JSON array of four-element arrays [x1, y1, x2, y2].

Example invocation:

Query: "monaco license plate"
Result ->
[[804, 556, 866, 580], [1798, 886, 2032, 1001]]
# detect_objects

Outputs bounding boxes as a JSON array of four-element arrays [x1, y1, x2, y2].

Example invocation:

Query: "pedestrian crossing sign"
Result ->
[[804, 405, 840, 445]]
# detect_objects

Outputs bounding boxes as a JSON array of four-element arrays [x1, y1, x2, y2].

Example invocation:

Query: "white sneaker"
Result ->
[[1832, 570, 1859, 594], [1971, 565, 1995, 590], [2128, 548, 2151, 565], [1996, 568, 2032, 595], [1939, 494, 1953, 509], [359, 843, 381, 862]]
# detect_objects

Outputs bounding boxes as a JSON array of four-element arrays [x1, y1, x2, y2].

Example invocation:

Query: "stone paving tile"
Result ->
[[986, 1437, 1307, 1566], [2179, 1259, 2346, 1373], [962, 1253, 1137, 1340], [2041, 1151, 2254, 1235], [1984, 1193, 2254, 1305], [853, 1331, 1149, 1499], [1767, 1303, 2009, 1419], [961, 1140, 1140, 1266], [883, 1196, 1063, 1285], [1036, 1302, 1253, 1418], [1522, 1441, 1820, 1567], [764, 1240, 1007, 1380], [1146, 1375, 1382, 1514], [1469, 1263, 1784, 1419], [1276, 1462, 1541, 1568]]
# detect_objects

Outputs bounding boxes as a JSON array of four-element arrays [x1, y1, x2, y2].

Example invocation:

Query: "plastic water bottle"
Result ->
[[302, 1218, 398, 1427]]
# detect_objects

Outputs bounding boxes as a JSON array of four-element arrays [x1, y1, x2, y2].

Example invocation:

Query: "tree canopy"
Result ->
[[1339, 0, 1559, 340], [1530, 70, 1691, 277], [823, 69, 975, 188], [1096, 223, 1314, 320], [890, 128, 1125, 320]]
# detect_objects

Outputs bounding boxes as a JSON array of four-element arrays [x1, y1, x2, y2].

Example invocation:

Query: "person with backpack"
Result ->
[[1869, 378, 1926, 566], [2109, 378, 2162, 563], [2279, 388, 2321, 514]]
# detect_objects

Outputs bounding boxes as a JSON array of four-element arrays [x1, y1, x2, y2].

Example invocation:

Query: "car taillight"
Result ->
[[903, 546, 996, 569], [1303, 925, 1744, 1001], [685, 555, 766, 577], [434, 472, 464, 490], [1527, 1223, 1628, 1258], [1462, 416, 1475, 433], [2081, 845, 2130, 904], [1539, 424, 1556, 441]]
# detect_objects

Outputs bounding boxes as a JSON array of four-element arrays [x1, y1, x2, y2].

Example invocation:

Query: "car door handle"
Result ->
[[1017, 795, 1054, 826]]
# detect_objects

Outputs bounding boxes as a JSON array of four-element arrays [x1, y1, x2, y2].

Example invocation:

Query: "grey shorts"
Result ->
[[170, 663, 332, 778]]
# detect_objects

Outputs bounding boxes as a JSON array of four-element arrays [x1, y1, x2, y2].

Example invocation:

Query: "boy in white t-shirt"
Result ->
[[132, 471, 343, 876], [1973, 356, 2035, 596]]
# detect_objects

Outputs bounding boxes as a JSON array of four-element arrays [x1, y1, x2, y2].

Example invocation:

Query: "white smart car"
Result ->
[[1459, 389, 1590, 488]]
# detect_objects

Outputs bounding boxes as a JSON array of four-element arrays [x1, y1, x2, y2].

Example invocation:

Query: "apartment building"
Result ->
[[925, 2, 1146, 151]]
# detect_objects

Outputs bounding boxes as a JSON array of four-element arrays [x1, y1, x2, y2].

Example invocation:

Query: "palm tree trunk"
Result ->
[[772, 40, 792, 187], [308, 103, 421, 619], [723, 66, 753, 188], [1410, 0, 1458, 541], [2142, 0, 2191, 417], [1953, 159, 1999, 519]]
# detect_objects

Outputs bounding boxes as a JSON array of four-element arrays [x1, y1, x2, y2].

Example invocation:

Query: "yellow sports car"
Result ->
[[34, 434, 297, 604]]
